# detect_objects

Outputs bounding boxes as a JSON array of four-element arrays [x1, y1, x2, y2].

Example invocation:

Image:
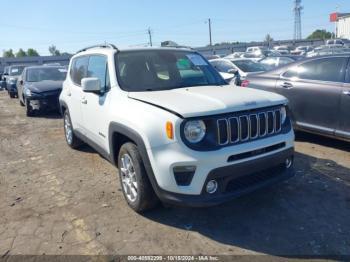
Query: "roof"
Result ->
[[25, 65, 65, 70]]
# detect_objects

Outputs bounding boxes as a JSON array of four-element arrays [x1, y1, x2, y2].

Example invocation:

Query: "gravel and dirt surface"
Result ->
[[1, 90, 350, 258]]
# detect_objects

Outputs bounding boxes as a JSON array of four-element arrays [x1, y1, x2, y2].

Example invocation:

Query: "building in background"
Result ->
[[330, 12, 350, 39]]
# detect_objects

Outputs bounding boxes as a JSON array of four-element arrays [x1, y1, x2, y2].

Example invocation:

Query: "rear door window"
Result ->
[[283, 57, 347, 82]]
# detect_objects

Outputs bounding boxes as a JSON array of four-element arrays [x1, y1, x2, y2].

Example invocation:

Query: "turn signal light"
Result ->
[[166, 121, 174, 140]]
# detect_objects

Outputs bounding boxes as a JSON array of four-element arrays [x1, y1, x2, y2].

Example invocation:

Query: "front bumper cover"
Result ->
[[154, 147, 294, 207]]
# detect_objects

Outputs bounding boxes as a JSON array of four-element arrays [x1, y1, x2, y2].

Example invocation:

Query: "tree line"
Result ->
[[2, 45, 71, 58]]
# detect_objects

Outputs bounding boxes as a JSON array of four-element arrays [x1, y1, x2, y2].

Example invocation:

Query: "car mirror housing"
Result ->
[[81, 77, 101, 93]]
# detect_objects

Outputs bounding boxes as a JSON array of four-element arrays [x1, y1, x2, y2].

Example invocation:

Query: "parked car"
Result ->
[[59, 44, 294, 212], [246, 46, 268, 53], [326, 38, 350, 47], [245, 55, 350, 142], [17, 65, 67, 116], [273, 46, 291, 55], [290, 46, 313, 55], [224, 52, 245, 59], [209, 58, 267, 86], [3, 65, 26, 98], [306, 47, 350, 57], [259, 55, 304, 70]]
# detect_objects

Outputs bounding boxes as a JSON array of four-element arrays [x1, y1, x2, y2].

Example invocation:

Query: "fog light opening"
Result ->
[[285, 158, 293, 169], [206, 180, 218, 194]]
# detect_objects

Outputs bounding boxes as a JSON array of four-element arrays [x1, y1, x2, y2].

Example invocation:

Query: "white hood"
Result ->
[[128, 85, 287, 118]]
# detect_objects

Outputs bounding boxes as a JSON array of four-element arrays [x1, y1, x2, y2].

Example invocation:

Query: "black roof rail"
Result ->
[[76, 43, 118, 54]]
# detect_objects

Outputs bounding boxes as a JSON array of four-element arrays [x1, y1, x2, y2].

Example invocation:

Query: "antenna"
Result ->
[[293, 0, 303, 40]]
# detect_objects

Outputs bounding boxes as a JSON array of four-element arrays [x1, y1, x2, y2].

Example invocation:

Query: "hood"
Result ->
[[128, 85, 287, 118], [26, 80, 63, 93]]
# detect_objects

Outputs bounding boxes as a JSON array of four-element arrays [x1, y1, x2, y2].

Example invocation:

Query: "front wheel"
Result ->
[[9, 92, 15, 98], [25, 99, 34, 116], [118, 142, 159, 212]]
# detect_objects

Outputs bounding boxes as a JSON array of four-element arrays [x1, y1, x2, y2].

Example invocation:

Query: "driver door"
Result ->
[[81, 55, 111, 152]]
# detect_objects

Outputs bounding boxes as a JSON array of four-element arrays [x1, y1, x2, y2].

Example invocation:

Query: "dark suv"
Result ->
[[3, 65, 26, 98], [245, 55, 350, 142]]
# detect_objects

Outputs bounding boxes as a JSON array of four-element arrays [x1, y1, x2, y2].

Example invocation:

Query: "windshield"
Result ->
[[116, 50, 226, 92], [26, 67, 67, 82], [231, 60, 267, 72], [9, 66, 25, 76]]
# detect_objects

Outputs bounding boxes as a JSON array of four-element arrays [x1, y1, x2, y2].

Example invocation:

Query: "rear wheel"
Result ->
[[9, 92, 15, 98], [118, 142, 159, 212], [63, 109, 83, 149]]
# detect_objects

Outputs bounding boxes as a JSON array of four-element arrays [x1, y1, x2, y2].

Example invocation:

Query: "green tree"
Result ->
[[16, 48, 27, 57], [3, 49, 15, 58], [27, 48, 40, 56], [48, 45, 61, 56], [307, 29, 334, 40]]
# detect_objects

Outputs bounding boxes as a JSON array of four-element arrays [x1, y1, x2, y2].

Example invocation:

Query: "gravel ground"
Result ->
[[0, 90, 350, 258]]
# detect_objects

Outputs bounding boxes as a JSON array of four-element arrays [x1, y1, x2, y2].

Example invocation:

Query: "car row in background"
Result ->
[[0, 64, 67, 116], [245, 54, 350, 142], [209, 58, 267, 86]]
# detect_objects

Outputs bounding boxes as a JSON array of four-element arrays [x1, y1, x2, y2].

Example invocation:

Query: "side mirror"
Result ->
[[228, 68, 239, 76], [81, 77, 101, 93]]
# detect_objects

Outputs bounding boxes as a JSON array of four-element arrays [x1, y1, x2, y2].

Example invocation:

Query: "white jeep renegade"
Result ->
[[59, 44, 294, 212]]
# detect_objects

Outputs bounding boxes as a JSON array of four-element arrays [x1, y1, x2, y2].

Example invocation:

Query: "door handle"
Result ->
[[343, 90, 350, 96], [281, 82, 293, 89], [81, 98, 87, 104]]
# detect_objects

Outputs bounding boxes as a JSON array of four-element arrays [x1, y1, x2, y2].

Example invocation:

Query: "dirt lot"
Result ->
[[0, 90, 350, 258]]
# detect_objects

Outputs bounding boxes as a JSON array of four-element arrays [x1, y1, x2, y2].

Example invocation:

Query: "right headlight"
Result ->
[[184, 120, 206, 143], [281, 106, 287, 124]]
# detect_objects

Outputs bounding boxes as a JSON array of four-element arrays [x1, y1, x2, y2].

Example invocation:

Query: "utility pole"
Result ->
[[293, 0, 303, 40], [148, 27, 153, 47], [208, 18, 213, 47]]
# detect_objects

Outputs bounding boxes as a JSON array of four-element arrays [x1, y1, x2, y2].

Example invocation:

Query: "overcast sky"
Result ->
[[1, 0, 350, 55]]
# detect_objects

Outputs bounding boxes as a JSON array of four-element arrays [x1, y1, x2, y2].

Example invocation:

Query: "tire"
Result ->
[[9, 92, 15, 98], [25, 99, 34, 117], [118, 142, 159, 212], [63, 109, 83, 149]]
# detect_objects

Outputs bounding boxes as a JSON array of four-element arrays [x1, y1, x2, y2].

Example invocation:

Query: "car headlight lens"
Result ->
[[184, 120, 206, 143], [281, 106, 287, 124], [24, 89, 32, 97]]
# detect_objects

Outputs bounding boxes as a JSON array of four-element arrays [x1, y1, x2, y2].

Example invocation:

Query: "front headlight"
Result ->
[[24, 88, 32, 97], [281, 106, 287, 124], [184, 120, 206, 143]]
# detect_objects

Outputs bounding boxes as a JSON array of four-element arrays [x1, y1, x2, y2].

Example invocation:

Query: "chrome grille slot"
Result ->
[[216, 107, 283, 146], [275, 109, 282, 132], [267, 111, 274, 135], [249, 114, 258, 139], [258, 112, 267, 137], [229, 117, 239, 143], [217, 119, 229, 145], [239, 116, 249, 141]]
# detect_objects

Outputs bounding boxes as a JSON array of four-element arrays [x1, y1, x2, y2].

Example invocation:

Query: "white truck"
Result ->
[[59, 44, 295, 212]]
